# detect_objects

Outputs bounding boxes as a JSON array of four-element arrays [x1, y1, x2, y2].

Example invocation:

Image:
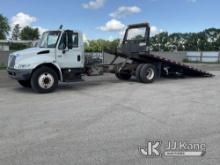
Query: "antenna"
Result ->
[[59, 25, 63, 30]]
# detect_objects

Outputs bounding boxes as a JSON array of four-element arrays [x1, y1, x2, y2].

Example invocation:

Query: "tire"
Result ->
[[115, 72, 132, 80], [139, 64, 157, 83], [115, 73, 122, 79], [135, 64, 144, 82], [18, 80, 31, 88], [31, 66, 58, 93]]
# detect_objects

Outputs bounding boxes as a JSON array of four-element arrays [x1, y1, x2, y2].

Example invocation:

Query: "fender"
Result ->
[[32, 62, 63, 82]]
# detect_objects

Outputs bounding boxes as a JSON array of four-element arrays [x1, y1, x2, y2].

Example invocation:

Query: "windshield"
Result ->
[[39, 31, 60, 48]]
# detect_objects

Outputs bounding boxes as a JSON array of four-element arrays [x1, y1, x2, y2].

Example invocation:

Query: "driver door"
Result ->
[[56, 30, 83, 69]]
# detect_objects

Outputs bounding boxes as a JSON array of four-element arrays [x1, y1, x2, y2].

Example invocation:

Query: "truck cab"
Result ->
[[7, 29, 85, 93]]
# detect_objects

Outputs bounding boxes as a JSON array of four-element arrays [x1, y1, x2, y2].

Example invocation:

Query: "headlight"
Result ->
[[15, 64, 31, 69], [15, 54, 21, 60], [15, 54, 20, 57]]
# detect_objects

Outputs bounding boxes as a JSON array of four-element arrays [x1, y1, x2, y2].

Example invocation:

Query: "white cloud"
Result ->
[[10, 12, 48, 38], [150, 26, 164, 36], [83, 33, 89, 43], [82, 0, 105, 9], [110, 6, 141, 19], [98, 19, 125, 31], [11, 12, 37, 28]]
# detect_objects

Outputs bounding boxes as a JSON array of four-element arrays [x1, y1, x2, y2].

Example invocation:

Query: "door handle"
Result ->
[[77, 55, 81, 62]]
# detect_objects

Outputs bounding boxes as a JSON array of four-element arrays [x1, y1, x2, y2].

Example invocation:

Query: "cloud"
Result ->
[[83, 33, 89, 43], [98, 19, 125, 31], [11, 12, 48, 38], [110, 6, 141, 19], [11, 12, 37, 28], [82, 0, 105, 9], [150, 26, 164, 36]]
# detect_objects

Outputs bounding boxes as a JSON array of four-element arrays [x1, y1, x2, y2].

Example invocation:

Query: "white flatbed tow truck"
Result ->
[[7, 23, 213, 93]]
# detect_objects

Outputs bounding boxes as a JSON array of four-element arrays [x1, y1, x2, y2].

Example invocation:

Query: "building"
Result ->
[[0, 40, 9, 51], [0, 40, 34, 51]]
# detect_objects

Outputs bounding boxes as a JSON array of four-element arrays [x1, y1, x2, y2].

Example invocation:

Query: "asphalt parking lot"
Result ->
[[0, 66, 220, 165]]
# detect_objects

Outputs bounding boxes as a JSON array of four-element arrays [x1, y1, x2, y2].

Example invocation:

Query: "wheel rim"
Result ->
[[38, 73, 54, 89], [146, 68, 155, 80]]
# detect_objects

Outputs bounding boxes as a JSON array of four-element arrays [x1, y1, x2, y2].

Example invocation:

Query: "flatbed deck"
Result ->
[[105, 50, 214, 77]]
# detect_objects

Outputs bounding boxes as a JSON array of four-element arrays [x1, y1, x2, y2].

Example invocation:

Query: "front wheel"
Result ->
[[31, 67, 58, 93], [18, 80, 31, 88]]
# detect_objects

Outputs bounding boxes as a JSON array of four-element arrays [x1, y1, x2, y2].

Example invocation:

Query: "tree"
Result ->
[[84, 39, 120, 52], [204, 28, 220, 51], [12, 24, 21, 40], [0, 14, 10, 39], [20, 26, 39, 40], [168, 33, 185, 51], [150, 32, 169, 51], [197, 32, 208, 51]]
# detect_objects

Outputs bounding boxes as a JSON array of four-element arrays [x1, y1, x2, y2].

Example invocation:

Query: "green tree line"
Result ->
[[150, 29, 220, 51], [84, 28, 220, 52]]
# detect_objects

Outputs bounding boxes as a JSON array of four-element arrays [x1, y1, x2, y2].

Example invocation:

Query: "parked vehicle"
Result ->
[[7, 23, 213, 93]]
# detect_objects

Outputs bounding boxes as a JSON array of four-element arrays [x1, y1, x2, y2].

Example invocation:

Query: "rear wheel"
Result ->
[[31, 66, 58, 93], [135, 64, 144, 82], [139, 64, 157, 83], [18, 80, 31, 88]]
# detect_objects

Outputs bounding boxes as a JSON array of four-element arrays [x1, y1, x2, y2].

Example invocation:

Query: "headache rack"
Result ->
[[103, 22, 214, 78]]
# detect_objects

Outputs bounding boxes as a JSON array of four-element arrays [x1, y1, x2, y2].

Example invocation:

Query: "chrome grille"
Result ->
[[8, 56, 16, 68]]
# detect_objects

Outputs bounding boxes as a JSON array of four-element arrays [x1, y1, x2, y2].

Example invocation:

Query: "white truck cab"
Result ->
[[7, 29, 85, 93]]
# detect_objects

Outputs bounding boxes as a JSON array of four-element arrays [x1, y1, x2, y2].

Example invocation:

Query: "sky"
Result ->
[[0, 0, 220, 40]]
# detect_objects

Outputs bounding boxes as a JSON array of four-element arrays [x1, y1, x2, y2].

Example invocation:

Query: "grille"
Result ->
[[8, 56, 16, 68]]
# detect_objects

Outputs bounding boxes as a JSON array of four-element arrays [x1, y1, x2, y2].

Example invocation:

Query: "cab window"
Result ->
[[58, 31, 78, 49], [72, 33, 78, 47]]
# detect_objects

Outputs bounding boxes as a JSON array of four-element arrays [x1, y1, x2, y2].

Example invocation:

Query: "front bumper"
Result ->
[[7, 68, 32, 80]]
